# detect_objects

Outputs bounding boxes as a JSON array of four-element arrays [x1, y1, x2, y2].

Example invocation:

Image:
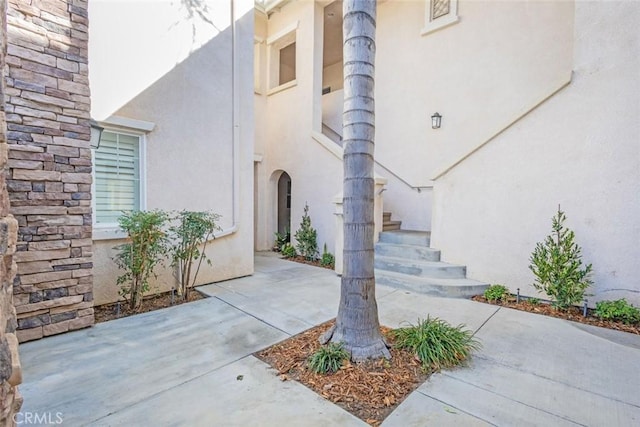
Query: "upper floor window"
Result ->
[[421, 0, 459, 36], [279, 41, 296, 86], [267, 21, 298, 94]]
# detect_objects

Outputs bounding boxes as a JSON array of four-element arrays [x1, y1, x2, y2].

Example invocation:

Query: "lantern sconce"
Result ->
[[431, 112, 442, 129], [89, 119, 104, 149]]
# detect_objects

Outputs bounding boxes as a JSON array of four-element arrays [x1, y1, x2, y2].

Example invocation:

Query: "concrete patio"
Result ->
[[18, 253, 640, 426]]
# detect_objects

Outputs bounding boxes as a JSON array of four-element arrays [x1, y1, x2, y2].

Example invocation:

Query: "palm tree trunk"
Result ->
[[322, 0, 390, 361]]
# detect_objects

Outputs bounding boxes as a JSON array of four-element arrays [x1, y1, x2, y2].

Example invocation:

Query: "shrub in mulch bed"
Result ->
[[472, 295, 640, 335], [94, 290, 206, 323], [283, 255, 334, 270], [255, 320, 431, 426]]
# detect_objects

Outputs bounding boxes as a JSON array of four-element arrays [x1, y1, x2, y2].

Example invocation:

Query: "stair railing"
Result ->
[[320, 122, 433, 193]]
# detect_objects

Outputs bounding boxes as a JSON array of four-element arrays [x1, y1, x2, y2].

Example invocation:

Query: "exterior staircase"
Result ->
[[382, 211, 402, 231], [375, 229, 489, 298]]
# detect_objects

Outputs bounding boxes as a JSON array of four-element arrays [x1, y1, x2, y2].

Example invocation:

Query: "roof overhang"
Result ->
[[255, 0, 292, 16]]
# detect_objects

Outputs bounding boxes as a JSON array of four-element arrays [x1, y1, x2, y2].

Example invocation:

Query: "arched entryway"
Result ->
[[277, 171, 291, 236]]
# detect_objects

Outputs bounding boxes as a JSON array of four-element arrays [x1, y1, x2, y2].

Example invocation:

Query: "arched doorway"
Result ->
[[277, 172, 292, 237]]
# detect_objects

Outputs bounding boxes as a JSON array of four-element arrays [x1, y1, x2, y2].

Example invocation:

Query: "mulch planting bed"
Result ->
[[255, 320, 431, 426], [472, 295, 640, 335], [281, 255, 334, 270], [94, 290, 207, 323]]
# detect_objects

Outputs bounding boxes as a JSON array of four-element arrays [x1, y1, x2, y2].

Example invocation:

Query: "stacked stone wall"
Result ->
[[1, 0, 24, 423], [5, 0, 93, 342]]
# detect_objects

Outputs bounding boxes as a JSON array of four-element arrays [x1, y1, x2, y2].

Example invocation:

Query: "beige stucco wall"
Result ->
[[431, 1, 640, 305], [321, 88, 342, 136], [255, 0, 575, 248], [375, 0, 574, 187], [90, 0, 255, 305], [254, 13, 269, 249], [254, 1, 345, 254], [322, 61, 343, 91]]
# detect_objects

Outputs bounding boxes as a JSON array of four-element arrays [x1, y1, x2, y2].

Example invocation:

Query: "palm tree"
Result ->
[[321, 0, 390, 361]]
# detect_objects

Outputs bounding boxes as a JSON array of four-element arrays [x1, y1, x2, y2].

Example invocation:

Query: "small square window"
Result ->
[[421, 0, 459, 36], [431, 0, 451, 20]]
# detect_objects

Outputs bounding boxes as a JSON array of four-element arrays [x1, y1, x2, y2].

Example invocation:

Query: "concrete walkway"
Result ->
[[18, 253, 640, 426]]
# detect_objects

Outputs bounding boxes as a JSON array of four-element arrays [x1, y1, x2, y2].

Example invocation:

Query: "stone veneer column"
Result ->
[[5, 0, 93, 342], [1, 0, 24, 423]]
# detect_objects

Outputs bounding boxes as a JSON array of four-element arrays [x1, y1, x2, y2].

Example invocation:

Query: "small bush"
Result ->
[[390, 317, 481, 371], [167, 210, 221, 302], [281, 243, 297, 258], [114, 210, 169, 311], [527, 297, 541, 306], [295, 203, 319, 261], [529, 206, 593, 310], [308, 342, 349, 374], [273, 229, 290, 252], [484, 285, 509, 302], [320, 243, 335, 268], [595, 299, 640, 324]]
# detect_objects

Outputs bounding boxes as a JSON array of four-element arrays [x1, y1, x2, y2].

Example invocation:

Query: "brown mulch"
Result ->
[[279, 254, 334, 270], [255, 320, 430, 426], [471, 295, 640, 335], [94, 290, 207, 323]]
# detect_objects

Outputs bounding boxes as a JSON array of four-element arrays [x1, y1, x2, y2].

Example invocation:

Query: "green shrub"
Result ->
[[114, 210, 169, 311], [167, 211, 221, 301], [281, 242, 297, 258], [527, 297, 541, 306], [273, 229, 290, 252], [595, 299, 640, 324], [320, 243, 335, 268], [294, 203, 319, 261], [484, 285, 509, 302], [390, 317, 481, 372], [529, 206, 593, 310], [308, 342, 349, 374]]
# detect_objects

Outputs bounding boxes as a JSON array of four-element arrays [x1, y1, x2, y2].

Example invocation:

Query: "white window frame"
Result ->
[[421, 0, 459, 36], [267, 21, 298, 95], [91, 116, 153, 240]]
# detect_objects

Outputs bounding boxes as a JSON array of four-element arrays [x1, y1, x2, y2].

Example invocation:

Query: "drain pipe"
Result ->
[[213, 0, 240, 239]]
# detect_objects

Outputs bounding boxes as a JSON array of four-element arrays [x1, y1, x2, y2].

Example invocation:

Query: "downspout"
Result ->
[[214, 0, 240, 239]]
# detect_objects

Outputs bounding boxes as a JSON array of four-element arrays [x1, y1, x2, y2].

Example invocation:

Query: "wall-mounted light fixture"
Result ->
[[431, 112, 442, 129], [89, 119, 104, 149]]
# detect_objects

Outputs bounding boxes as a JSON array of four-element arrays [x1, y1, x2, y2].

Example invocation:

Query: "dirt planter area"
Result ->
[[471, 295, 640, 335]]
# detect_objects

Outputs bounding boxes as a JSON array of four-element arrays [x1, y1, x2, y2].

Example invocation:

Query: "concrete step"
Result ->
[[382, 220, 402, 231], [375, 269, 490, 298], [379, 230, 430, 246], [374, 255, 466, 279], [375, 242, 441, 261], [383, 212, 392, 222]]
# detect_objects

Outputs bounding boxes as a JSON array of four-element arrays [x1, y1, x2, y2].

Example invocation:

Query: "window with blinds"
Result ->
[[94, 131, 141, 224]]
